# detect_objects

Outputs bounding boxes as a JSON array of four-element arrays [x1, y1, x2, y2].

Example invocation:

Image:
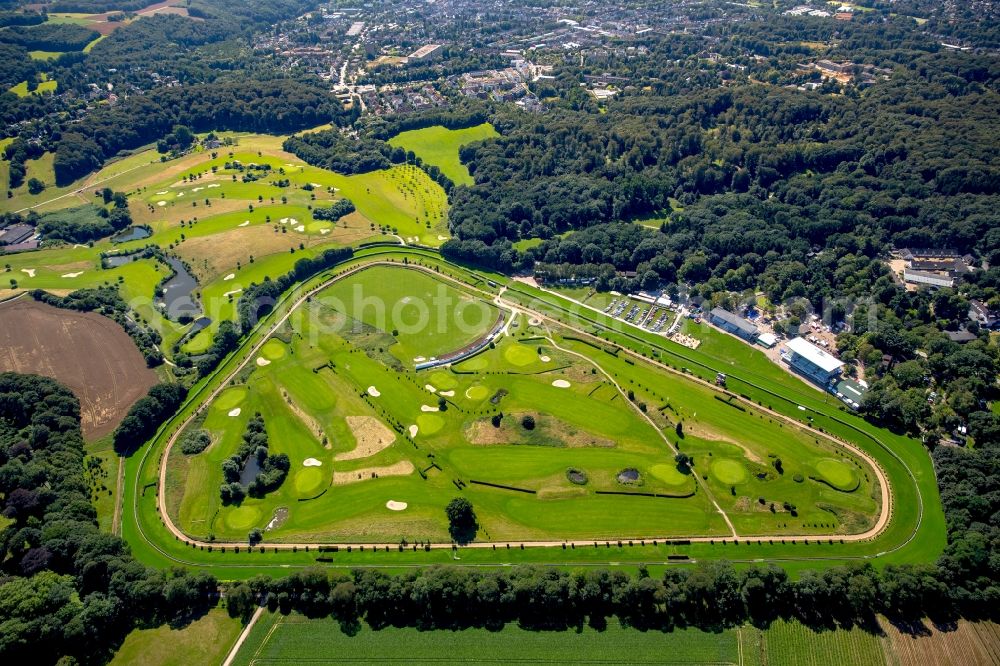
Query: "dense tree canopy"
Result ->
[[0, 374, 215, 664]]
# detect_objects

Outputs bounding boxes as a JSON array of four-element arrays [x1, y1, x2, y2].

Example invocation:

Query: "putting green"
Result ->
[[261, 339, 287, 360], [458, 356, 488, 371], [294, 467, 326, 496], [428, 371, 458, 390], [306, 221, 332, 233], [213, 387, 248, 412], [465, 385, 489, 401], [650, 463, 689, 486], [225, 505, 261, 530], [815, 459, 859, 491], [711, 459, 749, 485], [504, 344, 537, 367], [416, 413, 444, 435]]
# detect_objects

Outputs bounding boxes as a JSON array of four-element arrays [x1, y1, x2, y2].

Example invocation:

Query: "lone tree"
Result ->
[[674, 452, 692, 472], [445, 497, 478, 544], [521, 414, 536, 430]]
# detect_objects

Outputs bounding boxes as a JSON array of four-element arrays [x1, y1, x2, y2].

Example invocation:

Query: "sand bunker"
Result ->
[[238, 220, 250, 227], [310, 183, 323, 188], [552, 379, 571, 388], [540, 355, 551, 362], [337, 416, 397, 461], [192, 187, 204, 192], [425, 384, 437, 393], [439, 390, 455, 397], [295, 225, 305, 232], [408, 425, 418, 438], [20, 268, 35, 278], [223, 289, 242, 298], [62, 272, 84, 278], [334, 461, 414, 485], [256, 357, 271, 366], [303, 458, 322, 467], [207, 184, 220, 188], [157, 201, 167, 206], [279, 217, 289, 224], [367, 386, 380, 397], [420, 405, 440, 412], [437, 235, 449, 241], [228, 408, 242, 417], [224, 273, 235, 281], [386, 500, 408, 511], [177, 193, 185, 198], [156, 191, 168, 195], [320, 229, 330, 235], [414, 356, 426, 363]]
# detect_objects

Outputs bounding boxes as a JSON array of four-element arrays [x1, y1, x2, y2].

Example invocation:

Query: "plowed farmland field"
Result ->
[[0, 298, 157, 439]]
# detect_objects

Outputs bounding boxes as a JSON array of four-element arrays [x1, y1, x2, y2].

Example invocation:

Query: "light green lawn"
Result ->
[[110, 609, 243, 666], [28, 50, 65, 61], [318, 264, 499, 362], [388, 123, 499, 187], [8, 75, 58, 97]]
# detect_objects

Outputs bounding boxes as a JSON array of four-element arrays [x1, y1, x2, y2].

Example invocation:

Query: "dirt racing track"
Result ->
[[0, 296, 157, 439]]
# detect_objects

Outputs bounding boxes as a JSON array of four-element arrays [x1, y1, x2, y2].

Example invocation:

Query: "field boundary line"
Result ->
[[222, 605, 265, 666]]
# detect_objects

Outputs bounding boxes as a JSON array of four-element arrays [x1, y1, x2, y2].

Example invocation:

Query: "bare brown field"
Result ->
[[881, 617, 1000, 666], [0, 298, 157, 439]]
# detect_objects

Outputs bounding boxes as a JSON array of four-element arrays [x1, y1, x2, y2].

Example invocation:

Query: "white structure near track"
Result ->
[[784, 336, 844, 385]]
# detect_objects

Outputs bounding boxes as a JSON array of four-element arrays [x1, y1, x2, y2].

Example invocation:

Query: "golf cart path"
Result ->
[[150, 260, 891, 553]]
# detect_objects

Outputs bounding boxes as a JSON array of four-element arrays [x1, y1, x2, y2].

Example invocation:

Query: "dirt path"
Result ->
[[221, 605, 264, 666], [150, 259, 892, 552]]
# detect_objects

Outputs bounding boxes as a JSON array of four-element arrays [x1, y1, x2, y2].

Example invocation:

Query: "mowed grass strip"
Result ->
[[387, 123, 499, 186]]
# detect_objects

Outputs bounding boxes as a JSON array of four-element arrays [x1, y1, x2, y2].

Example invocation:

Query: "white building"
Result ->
[[903, 268, 955, 288], [785, 337, 844, 385]]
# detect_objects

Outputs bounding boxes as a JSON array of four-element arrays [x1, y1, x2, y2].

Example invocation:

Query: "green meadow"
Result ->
[[388, 123, 499, 186]]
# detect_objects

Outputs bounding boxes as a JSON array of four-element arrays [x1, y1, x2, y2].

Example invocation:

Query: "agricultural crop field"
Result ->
[[166, 263, 882, 544], [233, 612, 748, 665], [387, 123, 499, 186], [232, 611, 1000, 666], [0, 298, 158, 439]]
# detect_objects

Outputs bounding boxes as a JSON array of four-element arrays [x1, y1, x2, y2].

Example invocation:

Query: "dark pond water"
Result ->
[[158, 256, 201, 320], [239, 455, 261, 486], [104, 252, 142, 268], [111, 226, 152, 243]]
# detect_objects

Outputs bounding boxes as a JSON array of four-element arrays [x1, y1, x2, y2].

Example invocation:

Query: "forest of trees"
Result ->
[[53, 79, 349, 184], [0, 374, 216, 664], [111, 383, 187, 455], [0, 22, 98, 51]]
